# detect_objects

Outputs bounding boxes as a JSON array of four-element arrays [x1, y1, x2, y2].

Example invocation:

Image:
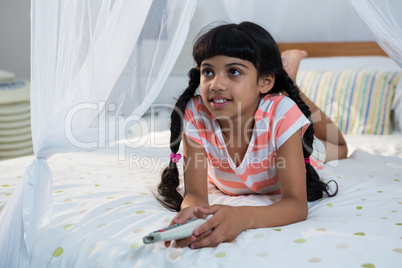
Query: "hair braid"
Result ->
[[280, 73, 338, 201], [157, 68, 200, 211]]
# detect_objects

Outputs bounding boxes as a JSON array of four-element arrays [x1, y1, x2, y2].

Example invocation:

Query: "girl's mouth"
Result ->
[[210, 98, 231, 109]]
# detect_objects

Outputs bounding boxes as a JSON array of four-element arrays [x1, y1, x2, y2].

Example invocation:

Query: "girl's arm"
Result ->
[[188, 129, 308, 248], [180, 133, 209, 209], [164, 134, 209, 248]]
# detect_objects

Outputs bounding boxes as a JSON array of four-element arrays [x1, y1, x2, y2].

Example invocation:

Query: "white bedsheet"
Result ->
[[1, 131, 401, 268]]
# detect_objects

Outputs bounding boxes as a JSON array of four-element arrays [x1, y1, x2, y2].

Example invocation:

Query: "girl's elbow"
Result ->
[[300, 203, 308, 221]]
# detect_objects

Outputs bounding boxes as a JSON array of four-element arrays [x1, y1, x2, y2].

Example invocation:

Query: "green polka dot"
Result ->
[[294, 238, 306, 243], [253, 233, 264, 238], [361, 264, 375, 268], [354, 232, 365, 236], [52, 247, 64, 257], [395, 179, 400, 182], [97, 224, 106, 229], [88, 245, 98, 255], [273, 228, 282, 232], [125, 202, 134, 205], [94, 184, 100, 187], [356, 206, 363, 210], [130, 243, 141, 249], [327, 203, 333, 207], [63, 224, 73, 230], [54, 190, 63, 193], [135, 210, 146, 214], [393, 248, 402, 253], [396, 223, 402, 226], [170, 251, 181, 260], [308, 258, 321, 263], [1, 185, 10, 187], [336, 243, 348, 249], [106, 196, 115, 199], [214, 252, 227, 258]]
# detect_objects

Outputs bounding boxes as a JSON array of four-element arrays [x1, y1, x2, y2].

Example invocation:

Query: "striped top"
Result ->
[[183, 94, 311, 195]]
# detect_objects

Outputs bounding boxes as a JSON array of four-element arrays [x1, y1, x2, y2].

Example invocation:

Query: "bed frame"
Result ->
[[278, 41, 387, 57]]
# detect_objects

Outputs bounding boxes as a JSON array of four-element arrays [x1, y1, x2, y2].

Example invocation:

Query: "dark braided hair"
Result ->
[[157, 22, 338, 211], [156, 68, 200, 211]]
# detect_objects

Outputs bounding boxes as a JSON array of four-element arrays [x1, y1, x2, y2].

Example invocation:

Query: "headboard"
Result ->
[[278, 41, 387, 57]]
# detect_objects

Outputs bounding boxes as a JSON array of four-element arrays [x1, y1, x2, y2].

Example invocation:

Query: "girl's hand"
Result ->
[[164, 206, 206, 248], [188, 205, 247, 249]]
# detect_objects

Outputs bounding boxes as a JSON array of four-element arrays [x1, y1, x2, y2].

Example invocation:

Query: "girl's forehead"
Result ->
[[201, 55, 254, 66]]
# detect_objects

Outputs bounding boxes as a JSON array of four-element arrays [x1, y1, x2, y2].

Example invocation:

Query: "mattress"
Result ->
[[0, 131, 401, 267]]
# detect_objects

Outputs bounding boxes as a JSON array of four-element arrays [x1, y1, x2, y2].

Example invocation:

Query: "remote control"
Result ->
[[143, 218, 207, 244]]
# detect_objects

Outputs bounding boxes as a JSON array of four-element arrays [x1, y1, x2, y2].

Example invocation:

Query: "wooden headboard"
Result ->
[[278, 41, 387, 57]]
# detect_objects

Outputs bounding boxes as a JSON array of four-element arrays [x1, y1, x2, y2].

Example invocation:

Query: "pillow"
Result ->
[[296, 70, 402, 135]]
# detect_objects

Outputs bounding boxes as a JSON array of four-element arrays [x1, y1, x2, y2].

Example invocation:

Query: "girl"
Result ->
[[157, 22, 347, 249]]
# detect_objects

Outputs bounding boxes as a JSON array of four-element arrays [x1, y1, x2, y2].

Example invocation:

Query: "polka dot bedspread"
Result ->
[[0, 131, 401, 268]]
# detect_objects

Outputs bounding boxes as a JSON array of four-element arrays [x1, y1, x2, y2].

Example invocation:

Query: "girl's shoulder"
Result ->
[[187, 94, 203, 107], [260, 94, 296, 110]]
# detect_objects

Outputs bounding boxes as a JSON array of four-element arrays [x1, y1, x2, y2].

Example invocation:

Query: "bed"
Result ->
[[1, 42, 402, 268]]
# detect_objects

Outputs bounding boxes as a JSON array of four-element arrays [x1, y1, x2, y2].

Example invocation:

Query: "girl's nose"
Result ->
[[210, 75, 227, 91]]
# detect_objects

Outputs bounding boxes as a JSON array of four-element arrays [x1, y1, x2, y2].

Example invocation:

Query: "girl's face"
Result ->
[[200, 55, 274, 124]]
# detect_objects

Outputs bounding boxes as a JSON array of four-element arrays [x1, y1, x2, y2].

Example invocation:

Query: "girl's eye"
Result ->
[[202, 69, 213, 77], [229, 69, 241, 76]]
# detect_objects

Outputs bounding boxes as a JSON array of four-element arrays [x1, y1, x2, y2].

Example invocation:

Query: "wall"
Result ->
[[0, 0, 31, 80], [0, 0, 375, 93], [155, 0, 375, 105]]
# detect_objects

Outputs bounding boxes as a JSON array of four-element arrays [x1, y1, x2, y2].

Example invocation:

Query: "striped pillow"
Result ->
[[296, 70, 402, 135]]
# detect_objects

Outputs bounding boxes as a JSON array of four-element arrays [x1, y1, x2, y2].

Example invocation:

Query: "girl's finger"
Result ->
[[190, 228, 221, 249], [196, 205, 220, 215], [193, 217, 217, 237], [175, 235, 197, 248]]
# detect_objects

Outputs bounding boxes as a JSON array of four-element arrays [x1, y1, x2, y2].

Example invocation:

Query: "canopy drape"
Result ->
[[348, 0, 402, 67], [0, 0, 197, 266]]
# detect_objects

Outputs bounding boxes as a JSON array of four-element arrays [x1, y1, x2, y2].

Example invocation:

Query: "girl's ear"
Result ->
[[259, 73, 275, 94]]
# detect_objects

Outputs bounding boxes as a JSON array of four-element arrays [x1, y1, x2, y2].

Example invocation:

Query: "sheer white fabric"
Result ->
[[348, 0, 402, 68], [0, 0, 197, 266]]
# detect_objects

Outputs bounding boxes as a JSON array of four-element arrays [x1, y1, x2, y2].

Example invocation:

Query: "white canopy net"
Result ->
[[1, 0, 400, 266], [348, 0, 402, 67], [0, 0, 196, 266]]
